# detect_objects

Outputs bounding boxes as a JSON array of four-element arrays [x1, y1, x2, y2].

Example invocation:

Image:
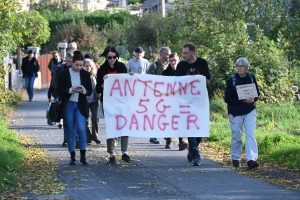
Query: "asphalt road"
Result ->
[[9, 89, 300, 200]]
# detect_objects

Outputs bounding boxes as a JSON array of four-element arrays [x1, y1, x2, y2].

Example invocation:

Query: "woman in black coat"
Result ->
[[96, 45, 131, 164], [57, 51, 92, 166]]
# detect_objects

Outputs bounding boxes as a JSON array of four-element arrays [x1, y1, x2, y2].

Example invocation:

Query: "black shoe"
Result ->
[[122, 153, 131, 163], [75, 142, 80, 149], [192, 158, 201, 166], [58, 123, 63, 129], [179, 141, 188, 151], [69, 151, 76, 165], [93, 139, 101, 144], [247, 160, 259, 170], [80, 150, 88, 166], [109, 155, 116, 164], [232, 160, 241, 168], [149, 138, 160, 144], [62, 138, 67, 147], [187, 152, 193, 162]]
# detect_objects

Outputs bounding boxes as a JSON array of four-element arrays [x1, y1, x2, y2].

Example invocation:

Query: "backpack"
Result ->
[[151, 62, 158, 74], [51, 65, 64, 89], [231, 72, 254, 87]]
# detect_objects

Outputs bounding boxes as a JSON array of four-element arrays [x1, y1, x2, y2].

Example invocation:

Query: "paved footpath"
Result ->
[[9, 89, 300, 200]]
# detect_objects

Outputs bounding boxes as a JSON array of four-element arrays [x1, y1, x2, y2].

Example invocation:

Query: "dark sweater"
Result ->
[[176, 58, 211, 81], [96, 60, 127, 102], [224, 72, 260, 116], [162, 65, 176, 76]]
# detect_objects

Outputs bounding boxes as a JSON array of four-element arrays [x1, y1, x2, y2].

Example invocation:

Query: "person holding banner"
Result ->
[[57, 51, 92, 166], [96, 45, 131, 164], [162, 53, 188, 151], [147, 46, 172, 145], [176, 42, 211, 166], [224, 57, 260, 170]]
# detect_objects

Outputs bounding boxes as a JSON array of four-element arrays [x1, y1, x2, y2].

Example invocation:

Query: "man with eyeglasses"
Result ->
[[147, 46, 172, 144], [176, 42, 211, 166]]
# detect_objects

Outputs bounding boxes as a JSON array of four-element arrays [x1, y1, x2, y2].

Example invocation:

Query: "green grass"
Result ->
[[0, 118, 26, 192], [209, 98, 300, 168]]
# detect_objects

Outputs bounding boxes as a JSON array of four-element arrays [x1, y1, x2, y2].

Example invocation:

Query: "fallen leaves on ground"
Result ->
[[200, 142, 300, 190], [1, 135, 66, 199]]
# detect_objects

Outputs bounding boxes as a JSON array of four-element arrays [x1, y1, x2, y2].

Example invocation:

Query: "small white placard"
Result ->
[[236, 83, 258, 100]]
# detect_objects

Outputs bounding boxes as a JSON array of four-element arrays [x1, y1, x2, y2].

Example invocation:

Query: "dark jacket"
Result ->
[[48, 58, 61, 76], [96, 60, 127, 102], [21, 56, 40, 77], [57, 68, 92, 118], [162, 65, 176, 76], [224, 72, 260, 116]]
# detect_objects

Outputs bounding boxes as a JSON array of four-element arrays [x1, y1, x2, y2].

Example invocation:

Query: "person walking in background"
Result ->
[[126, 47, 150, 74], [47, 51, 61, 102], [57, 51, 92, 166], [68, 42, 77, 53], [96, 45, 131, 164], [162, 53, 188, 151], [83, 58, 101, 145], [21, 50, 40, 102], [84, 53, 100, 70], [224, 57, 260, 170], [147, 46, 172, 145], [176, 42, 211, 166], [57, 52, 74, 146]]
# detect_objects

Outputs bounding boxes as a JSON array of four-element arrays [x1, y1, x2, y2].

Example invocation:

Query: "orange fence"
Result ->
[[38, 54, 52, 88]]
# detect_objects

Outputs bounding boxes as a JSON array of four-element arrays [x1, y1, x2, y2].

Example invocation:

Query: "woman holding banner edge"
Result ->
[[96, 45, 131, 164]]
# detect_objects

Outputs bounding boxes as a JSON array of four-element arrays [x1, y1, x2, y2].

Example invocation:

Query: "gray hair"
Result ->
[[159, 47, 171, 55], [235, 57, 249, 68]]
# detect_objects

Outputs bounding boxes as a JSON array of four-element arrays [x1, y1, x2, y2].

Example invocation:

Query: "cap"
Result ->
[[134, 47, 144, 53]]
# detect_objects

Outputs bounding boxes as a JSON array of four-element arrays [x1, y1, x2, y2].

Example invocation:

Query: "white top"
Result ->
[[126, 58, 150, 74], [69, 68, 81, 102]]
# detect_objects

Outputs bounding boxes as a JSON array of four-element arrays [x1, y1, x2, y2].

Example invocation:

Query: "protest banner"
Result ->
[[103, 74, 210, 139]]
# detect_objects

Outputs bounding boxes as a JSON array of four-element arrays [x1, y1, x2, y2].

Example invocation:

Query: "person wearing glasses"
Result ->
[[83, 58, 101, 145], [176, 42, 211, 166], [146, 46, 172, 145], [57, 51, 92, 166], [224, 57, 260, 170], [161, 53, 188, 151], [21, 50, 40, 102], [96, 45, 131, 164]]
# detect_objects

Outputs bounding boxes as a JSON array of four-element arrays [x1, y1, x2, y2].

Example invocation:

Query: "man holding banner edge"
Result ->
[[176, 42, 211, 166]]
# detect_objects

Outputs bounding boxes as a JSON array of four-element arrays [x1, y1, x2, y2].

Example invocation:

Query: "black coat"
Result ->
[[21, 56, 40, 77], [57, 68, 92, 118], [96, 60, 127, 102]]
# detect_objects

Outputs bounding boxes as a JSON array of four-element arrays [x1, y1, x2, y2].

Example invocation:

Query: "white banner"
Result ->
[[236, 83, 258, 100], [103, 74, 210, 139]]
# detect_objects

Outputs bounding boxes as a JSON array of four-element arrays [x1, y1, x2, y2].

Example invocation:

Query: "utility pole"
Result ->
[[161, 0, 165, 17]]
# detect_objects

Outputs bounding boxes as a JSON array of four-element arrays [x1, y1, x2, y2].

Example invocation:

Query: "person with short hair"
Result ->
[[224, 57, 260, 169], [68, 42, 77, 53], [47, 51, 61, 102], [176, 42, 211, 166], [21, 50, 40, 102], [96, 45, 131, 164], [57, 51, 92, 166], [126, 47, 150, 74], [162, 53, 188, 151], [146, 46, 172, 144]]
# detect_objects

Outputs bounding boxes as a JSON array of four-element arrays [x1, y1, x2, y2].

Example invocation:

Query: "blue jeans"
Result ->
[[24, 74, 36, 100], [64, 101, 87, 153], [188, 137, 202, 159]]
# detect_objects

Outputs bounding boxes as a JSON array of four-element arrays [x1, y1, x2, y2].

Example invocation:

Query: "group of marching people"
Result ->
[[50, 41, 260, 170]]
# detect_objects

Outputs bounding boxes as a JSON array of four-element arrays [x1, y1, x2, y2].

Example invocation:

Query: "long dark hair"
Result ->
[[73, 51, 84, 62], [100, 45, 120, 59]]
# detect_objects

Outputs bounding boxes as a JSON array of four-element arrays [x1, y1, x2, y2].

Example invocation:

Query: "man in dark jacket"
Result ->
[[176, 42, 211, 166], [21, 50, 40, 101]]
